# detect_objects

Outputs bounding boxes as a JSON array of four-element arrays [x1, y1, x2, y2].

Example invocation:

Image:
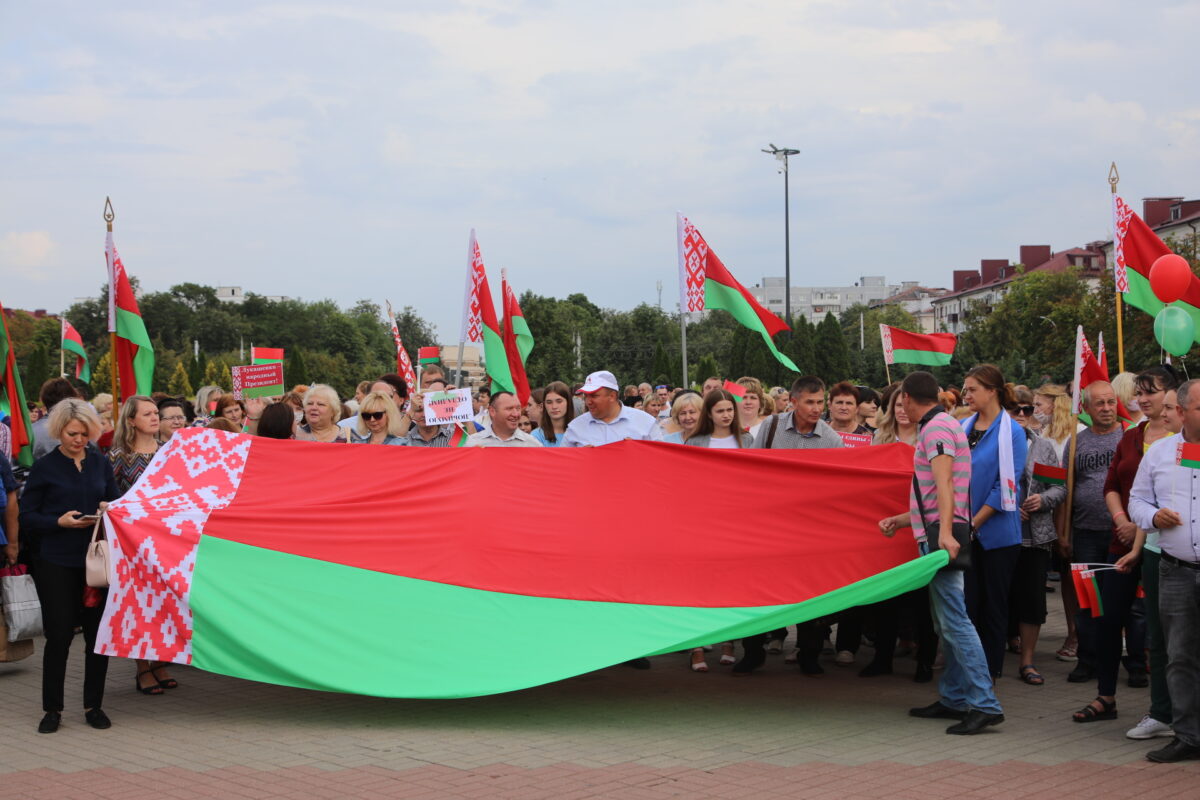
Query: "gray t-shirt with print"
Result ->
[[1072, 426, 1123, 530]]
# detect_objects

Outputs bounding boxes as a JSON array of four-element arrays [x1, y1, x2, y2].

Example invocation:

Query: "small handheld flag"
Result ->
[[61, 318, 91, 383], [251, 347, 284, 365], [1177, 441, 1200, 470], [723, 380, 746, 403], [1032, 462, 1068, 486], [418, 347, 441, 364]]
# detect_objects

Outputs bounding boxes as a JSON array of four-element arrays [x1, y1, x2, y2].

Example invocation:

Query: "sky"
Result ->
[[2, 0, 1198, 343]]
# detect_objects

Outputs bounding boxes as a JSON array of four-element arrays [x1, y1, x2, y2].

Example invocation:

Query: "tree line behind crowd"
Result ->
[[4, 259, 1194, 402]]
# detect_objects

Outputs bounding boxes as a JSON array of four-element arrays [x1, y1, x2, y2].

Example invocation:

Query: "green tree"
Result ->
[[813, 312, 853, 385], [203, 360, 221, 387], [167, 362, 193, 398], [288, 349, 310, 387], [220, 362, 233, 391], [89, 350, 113, 397], [789, 316, 817, 378], [693, 353, 720, 388], [24, 343, 52, 397], [651, 341, 671, 385]]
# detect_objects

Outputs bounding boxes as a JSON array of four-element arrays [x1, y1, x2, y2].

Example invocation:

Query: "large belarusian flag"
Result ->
[[677, 213, 799, 372], [0, 301, 35, 466], [1113, 194, 1200, 343], [501, 269, 533, 406], [106, 232, 154, 403], [880, 324, 956, 367], [61, 318, 91, 383], [250, 346, 284, 365], [460, 230, 514, 394], [95, 429, 945, 698]]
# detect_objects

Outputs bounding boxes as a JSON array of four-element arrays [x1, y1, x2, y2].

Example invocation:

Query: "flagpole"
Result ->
[[105, 197, 118, 405], [59, 320, 66, 379], [680, 312, 688, 389], [1110, 162, 1125, 374]]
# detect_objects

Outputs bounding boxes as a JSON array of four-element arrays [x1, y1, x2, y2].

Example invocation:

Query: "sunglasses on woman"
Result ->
[[1015, 405, 1035, 416], [361, 411, 386, 421]]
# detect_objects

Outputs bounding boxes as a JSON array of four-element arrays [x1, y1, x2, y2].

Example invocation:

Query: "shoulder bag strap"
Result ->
[[765, 413, 781, 449]]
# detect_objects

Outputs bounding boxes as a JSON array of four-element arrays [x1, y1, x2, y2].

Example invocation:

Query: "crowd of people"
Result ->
[[2, 359, 1199, 762]]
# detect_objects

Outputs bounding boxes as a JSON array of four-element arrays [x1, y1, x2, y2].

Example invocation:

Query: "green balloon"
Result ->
[[1154, 306, 1195, 357]]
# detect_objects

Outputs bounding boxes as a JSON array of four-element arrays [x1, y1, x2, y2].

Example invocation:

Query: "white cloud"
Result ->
[[0, 231, 57, 278]]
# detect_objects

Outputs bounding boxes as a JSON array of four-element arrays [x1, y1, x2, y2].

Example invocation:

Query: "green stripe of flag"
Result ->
[[482, 326, 514, 394], [116, 306, 155, 395], [190, 536, 946, 698], [890, 348, 953, 367], [704, 279, 799, 373], [510, 314, 534, 363]]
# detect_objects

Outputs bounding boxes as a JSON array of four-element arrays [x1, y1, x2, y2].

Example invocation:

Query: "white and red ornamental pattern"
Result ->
[[676, 213, 708, 313], [1111, 194, 1133, 293], [879, 323, 895, 365], [96, 429, 251, 665], [460, 230, 487, 344], [105, 231, 126, 333]]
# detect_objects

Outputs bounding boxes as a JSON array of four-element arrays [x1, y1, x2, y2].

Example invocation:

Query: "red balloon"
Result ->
[[1149, 253, 1193, 305]]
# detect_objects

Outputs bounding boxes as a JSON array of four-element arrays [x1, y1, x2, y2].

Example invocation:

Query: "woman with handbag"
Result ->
[[108, 395, 179, 695], [19, 399, 119, 733]]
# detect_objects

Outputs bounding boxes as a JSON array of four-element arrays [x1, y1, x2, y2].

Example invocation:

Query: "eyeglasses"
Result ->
[[161, 415, 186, 423], [361, 411, 386, 421], [1015, 405, 1035, 416]]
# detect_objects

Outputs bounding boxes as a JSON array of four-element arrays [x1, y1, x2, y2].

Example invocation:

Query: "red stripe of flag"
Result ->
[[885, 326, 957, 355]]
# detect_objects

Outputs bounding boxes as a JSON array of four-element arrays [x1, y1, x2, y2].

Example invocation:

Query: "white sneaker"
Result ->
[[783, 648, 798, 664], [835, 650, 855, 666], [766, 639, 784, 655], [1126, 714, 1174, 740]]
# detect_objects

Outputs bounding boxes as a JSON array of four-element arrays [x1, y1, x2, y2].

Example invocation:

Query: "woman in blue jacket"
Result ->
[[960, 364, 1028, 679]]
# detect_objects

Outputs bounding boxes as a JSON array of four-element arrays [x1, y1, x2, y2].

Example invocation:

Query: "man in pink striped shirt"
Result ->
[[879, 371, 1003, 735]]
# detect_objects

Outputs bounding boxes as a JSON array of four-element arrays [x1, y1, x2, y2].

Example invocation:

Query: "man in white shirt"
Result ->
[[1129, 377, 1200, 763], [466, 391, 541, 448], [561, 371, 663, 447]]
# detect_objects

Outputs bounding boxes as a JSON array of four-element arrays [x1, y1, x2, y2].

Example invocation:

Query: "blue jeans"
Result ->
[[922, 542, 1003, 714]]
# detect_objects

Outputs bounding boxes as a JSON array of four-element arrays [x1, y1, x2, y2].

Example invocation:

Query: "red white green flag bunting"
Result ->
[[880, 324, 956, 367], [61, 318, 91, 383], [95, 429, 945, 698], [677, 213, 799, 373], [105, 232, 154, 403], [0, 301, 35, 466], [460, 231, 514, 394]]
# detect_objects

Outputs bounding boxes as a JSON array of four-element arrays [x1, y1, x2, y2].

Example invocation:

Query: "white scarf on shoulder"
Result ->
[[961, 410, 1017, 512]]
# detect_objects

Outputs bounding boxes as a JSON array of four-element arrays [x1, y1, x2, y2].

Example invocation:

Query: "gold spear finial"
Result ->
[[103, 196, 115, 231], [1108, 162, 1119, 194]]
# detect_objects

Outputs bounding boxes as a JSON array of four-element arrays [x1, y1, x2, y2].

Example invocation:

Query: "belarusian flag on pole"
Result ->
[[0, 301, 35, 467], [460, 231, 514, 394], [880, 324, 956, 366], [723, 380, 746, 402], [251, 347, 284, 365], [1070, 326, 1108, 415], [61, 318, 91, 383], [677, 213, 799, 373], [501, 269, 533, 406], [106, 232, 154, 403], [418, 347, 440, 365], [384, 301, 417, 393], [1113, 194, 1200, 343]]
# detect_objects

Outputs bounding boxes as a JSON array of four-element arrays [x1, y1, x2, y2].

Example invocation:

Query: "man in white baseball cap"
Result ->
[[560, 370, 663, 447]]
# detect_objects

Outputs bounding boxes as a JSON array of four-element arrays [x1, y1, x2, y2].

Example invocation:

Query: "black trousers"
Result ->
[[867, 588, 938, 669], [963, 541, 1021, 678], [36, 559, 108, 712]]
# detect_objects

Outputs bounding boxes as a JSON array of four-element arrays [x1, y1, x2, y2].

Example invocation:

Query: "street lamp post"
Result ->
[[762, 144, 799, 326]]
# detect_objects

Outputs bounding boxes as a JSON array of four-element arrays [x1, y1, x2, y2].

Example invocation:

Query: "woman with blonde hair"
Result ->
[[20, 399, 119, 732], [1033, 384, 1082, 461], [108, 395, 181, 693], [872, 383, 918, 446], [735, 377, 770, 439], [662, 392, 704, 444], [190, 385, 223, 427], [1110, 371, 1141, 424], [294, 384, 347, 443], [350, 391, 406, 445]]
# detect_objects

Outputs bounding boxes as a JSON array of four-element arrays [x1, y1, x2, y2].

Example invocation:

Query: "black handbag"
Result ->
[[912, 474, 973, 571]]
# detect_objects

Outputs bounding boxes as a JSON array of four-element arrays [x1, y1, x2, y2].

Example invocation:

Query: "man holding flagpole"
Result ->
[[1129, 379, 1200, 762]]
